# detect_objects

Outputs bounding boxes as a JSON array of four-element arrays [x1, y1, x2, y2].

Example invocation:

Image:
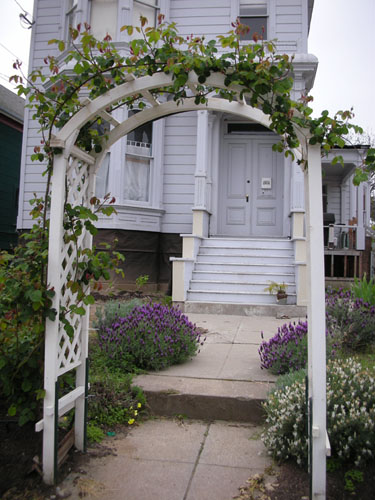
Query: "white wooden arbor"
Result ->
[[37, 72, 328, 498]]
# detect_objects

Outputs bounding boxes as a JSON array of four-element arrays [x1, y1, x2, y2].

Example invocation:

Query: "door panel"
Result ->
[[218, 138, 284, 237], [219, 142, 250, 236], [251, 141, 284, 236]]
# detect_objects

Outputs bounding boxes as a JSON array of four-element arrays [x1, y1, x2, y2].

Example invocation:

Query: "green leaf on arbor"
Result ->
[[353, 168, 369, 186], [36, 389, 46, 400], [74, 62, 85, 74], [83, 295, 95, 305], [331, 155, 344, 167], [22, 380, 32, 392], [8, 405, 17, 417], [30, 290, 42, 303], [74, 306, 86, 316]]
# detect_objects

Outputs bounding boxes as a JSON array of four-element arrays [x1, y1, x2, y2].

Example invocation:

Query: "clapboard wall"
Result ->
[[18, 0, 311, 232]]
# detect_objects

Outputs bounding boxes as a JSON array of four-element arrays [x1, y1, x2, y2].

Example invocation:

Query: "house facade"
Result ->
[[17, 0, 371, 309]]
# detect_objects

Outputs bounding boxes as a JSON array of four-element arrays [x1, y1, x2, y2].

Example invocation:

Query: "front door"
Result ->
[[218, 137, 284, 237]]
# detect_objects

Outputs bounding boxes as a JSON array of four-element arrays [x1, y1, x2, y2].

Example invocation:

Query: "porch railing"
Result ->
[[323, 224, 358, 250], [324, 224, 362, 279]]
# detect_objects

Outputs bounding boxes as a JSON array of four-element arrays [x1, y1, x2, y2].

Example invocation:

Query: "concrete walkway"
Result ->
[[59, 313, 304, 500], [134, 314, 294, 423]]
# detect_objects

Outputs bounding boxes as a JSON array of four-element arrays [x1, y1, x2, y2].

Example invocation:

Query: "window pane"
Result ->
[[90, 0, 118, 40], [240, 3, 267, 17], [239, 16, 267, 40], [95, 152, 110, 198], [66, 0, 78, 40], [124, 156, 150, 202], [133, 0, 158, 30], [127, 110, 153, 151]]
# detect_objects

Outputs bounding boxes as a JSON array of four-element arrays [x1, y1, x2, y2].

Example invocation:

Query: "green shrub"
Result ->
[[97, 302, 204, 372], [88, 341, 146, 428], [93, 298, 143, 330], [273, 368, 307, 391], [0, 223, 54, 425], [262, 358, 375, 467], [351, 274, 375, 305], [326, 290, 375, 351], [87, 423, 106, 443]]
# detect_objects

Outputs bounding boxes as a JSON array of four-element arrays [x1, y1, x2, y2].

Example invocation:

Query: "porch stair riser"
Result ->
[[197, 254, 293, 264], [186, 237, 297, 306], [189, 280, 296, 294]]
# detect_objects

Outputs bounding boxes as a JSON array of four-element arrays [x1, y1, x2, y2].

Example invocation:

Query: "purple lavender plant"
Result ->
[[258, 321, 308, 375], [259, 287, 375, 376], [98, 302, 204, 371]]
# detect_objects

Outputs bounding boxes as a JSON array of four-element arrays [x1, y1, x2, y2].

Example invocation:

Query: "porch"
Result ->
[[322, 146, 371, 284]]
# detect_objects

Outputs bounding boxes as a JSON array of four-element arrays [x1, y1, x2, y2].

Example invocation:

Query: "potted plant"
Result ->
[[264, 281, 288, 304]]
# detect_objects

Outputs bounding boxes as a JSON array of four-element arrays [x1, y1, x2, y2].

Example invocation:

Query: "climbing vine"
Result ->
[[2, 17, 374, 423], [12, 16, 375, 180]]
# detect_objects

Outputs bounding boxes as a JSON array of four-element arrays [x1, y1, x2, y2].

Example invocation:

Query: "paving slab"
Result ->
[[186, 464, 265, 500], [60, 419, 273, 500], [200, 421, 269, 469], [160, 343, 231, 378], [217, 343, 277, 382], [114, 419, 206, 462]]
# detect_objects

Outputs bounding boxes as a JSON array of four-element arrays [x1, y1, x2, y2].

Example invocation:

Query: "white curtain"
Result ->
[[123, 155, 150, 202]]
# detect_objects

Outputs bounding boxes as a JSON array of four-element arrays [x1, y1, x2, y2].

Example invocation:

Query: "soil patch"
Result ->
[[235, 460, 375, 500]]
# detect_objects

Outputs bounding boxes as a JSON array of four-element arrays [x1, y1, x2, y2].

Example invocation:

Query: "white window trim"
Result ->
[[236, 0, 272, 42], [62, 1, 170, 44], [108, 107, 163, 210]]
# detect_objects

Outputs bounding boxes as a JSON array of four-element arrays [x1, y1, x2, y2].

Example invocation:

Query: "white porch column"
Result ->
[[305, 144, 327, 499], [349, 175, 357, 220], [356, 182, 365, 250], [340, 183, 348, 224], [193, 110, 212, 237]]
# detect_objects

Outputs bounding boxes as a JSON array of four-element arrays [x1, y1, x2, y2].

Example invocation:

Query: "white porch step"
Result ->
[[199, 246, 293, 258], [202, 237, 293, 250], [186, 290, 296, 305], [197, 253, 293, 264], [192, 270, 295, 284], [194, 262, 295, 274], [189, 280, 296, 294], [185, 237, 297, 306]]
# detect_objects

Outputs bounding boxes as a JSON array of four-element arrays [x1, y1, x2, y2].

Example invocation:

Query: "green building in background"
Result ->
[[0, 85, 24, 250]]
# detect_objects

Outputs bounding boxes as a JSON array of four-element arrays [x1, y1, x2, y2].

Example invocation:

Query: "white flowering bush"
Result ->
[[262, 358, 375, 467]]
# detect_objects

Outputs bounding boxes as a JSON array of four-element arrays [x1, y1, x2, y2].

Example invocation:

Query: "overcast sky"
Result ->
[[0, 0, 373, 133]]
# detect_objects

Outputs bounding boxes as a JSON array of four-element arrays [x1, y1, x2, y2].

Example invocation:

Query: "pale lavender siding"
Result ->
[[18, 0, 61, 228], [169, 0, 231, 40], [274, 0, 305, 53], [161, 112, 197, 234], [327, 183, 341, 223]]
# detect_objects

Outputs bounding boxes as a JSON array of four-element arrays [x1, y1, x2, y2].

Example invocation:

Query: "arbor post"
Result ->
[[42, 153, 67, 485], [305, 144, 327, 499]]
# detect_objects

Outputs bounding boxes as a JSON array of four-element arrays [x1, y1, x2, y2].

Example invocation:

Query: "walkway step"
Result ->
[[134, 374, 274, 424], [182, 301, 307, 317]]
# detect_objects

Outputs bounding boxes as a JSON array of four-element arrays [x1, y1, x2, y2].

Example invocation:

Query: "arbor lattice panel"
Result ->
[[56, 154, 92, 376]]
